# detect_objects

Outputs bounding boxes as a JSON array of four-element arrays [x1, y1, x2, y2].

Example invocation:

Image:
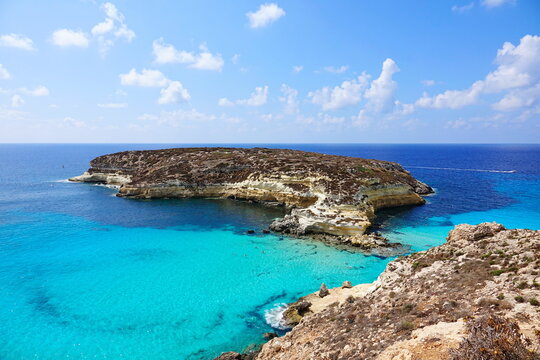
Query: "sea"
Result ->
[[1, 144, 539, 360]]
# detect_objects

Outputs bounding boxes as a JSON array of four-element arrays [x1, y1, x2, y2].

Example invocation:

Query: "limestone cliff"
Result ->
[[219, 223, 540, 360], [70, 147, 432, 242]]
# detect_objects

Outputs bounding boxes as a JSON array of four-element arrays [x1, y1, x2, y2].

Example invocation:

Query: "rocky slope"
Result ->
[[70, 147, 431, 244], [217, 223, 540, 360]]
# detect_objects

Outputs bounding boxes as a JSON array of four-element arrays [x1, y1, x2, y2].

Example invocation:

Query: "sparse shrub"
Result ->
[[515, 296, 525, 303], [530, 298, 540, 306], [397, 320, 415, 331], [412, 262, 429, 271], [497, 293, 505, 300], [517, 281, 529, 289], [403, 303, 414, 313], [450, 315, 540, 360], [491, 269, 505, 276]]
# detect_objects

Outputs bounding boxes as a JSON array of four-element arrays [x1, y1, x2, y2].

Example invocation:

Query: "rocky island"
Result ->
[[70, 147, 432, 246], [217, 223, 540, 360]]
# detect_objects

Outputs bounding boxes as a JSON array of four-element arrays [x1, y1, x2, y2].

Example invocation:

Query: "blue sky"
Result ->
[[0, 0, 539, 143]]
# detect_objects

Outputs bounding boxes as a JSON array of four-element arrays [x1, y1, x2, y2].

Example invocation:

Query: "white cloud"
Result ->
[[62, 116, 86, 128], [231, 54, 240, 64], [0, 64, 11, 80], [324, 65, 349, 74], [319, 113, 345, 124], [293, 65, 303, 73], [247, 3, 286, 29], [21, 86, 49, 96], [236, 86, 268, 106], [481, 0, 515, 8], [52, 29, 89, 47], [452, 2, 474, 13], [363, 58, 400, 113], [492, 83, 540, 111], [119, 68, 190, 105], [157, 81, 191, 104], [152, 39, 224, 71], [279, 84, 299, 115], [152, 38, 195, 64], [119, 68, 170, 87], [139, 109, 217, 126], [416, 35, 540, 111], [190, 44, 224, 71], [446, 119, 470, 129], [0, 86, 49, 97], [422, 79, 436, 86], [218, 97, 234, 107], [0, 34, 35, 50], [11, 94, 24, 107], [309, 73, 370, 110], [91, 2, 135, 56], [97, 103, 128, 108]]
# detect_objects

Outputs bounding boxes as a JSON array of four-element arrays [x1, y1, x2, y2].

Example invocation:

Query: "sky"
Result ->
[[0, 0, 539, 143]]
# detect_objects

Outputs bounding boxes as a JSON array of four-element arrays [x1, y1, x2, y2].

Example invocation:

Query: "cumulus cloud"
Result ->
[[452, 2, 474, 13], [20, 86, 49, 96], [481, 0, 515, 8], [221, 86, 268, 106], [119, 68, 170, 87], [0, 64, 11, 80], [119, 68, 190, 105], [324, 65, 349, 74], [293, 65, 303, 73], [152, 39, 224, 71], [247, 3, 285, 28], [158, 81, 191, 104], [52, 29, 89, 47], [97, 103, 128, 108], [11, 94, 24, 107], [91, 2, 135, 56], [309, 73, 370, 110], [237, 86, 269, 106], [279, 84, 299, 115], [0, 34, 35, 50], [416, 34, 540, 112], [218, 97, 234, 107], [363, 58, 400, 113], [422, 79, 436, 86]]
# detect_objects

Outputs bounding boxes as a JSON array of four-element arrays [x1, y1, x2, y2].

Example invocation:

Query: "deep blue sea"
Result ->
[[1, 144, 539, 360]]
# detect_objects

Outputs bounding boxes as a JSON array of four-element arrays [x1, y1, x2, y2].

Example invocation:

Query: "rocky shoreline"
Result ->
[[69, 147, 432, 247], [216, 223, 540, 360]]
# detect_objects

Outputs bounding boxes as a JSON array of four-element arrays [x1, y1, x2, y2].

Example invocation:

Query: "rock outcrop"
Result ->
[[217, 223, 540, 360], [70, 147, 431, 243]]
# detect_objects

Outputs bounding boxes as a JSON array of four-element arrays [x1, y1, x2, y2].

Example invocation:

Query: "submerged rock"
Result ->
[[70, 147, 432, 244]]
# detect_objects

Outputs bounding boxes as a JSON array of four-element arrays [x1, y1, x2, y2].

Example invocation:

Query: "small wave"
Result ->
[[264, 303, 290, 330], [406, 166, 517, 174], [51, 179, 72, 183]]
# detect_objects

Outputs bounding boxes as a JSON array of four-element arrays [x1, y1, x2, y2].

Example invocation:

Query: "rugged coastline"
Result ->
[[69, 147, 432, 247], [217, 223, 540, 360]]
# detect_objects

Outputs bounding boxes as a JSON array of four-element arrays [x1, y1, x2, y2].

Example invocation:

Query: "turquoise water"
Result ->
[[1, 144, 539, 359]]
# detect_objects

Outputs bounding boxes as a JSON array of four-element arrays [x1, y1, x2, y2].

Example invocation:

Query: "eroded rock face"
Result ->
[[70, 147, 431, 240], [251, 223, 540, 360]]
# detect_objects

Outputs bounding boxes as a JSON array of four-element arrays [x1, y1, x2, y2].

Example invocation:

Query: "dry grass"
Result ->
[[450, 315, 540, 360]]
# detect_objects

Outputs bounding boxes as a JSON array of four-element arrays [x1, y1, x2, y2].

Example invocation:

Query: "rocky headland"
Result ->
[[70, 147, 432, 246], [217, 223, 540, 360]]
